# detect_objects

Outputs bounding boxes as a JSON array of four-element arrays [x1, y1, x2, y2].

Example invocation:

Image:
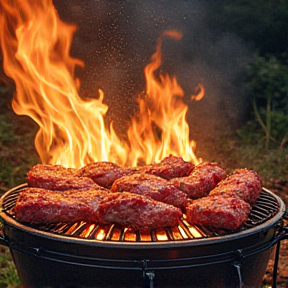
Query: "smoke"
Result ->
[[54, 0, 253, 141]]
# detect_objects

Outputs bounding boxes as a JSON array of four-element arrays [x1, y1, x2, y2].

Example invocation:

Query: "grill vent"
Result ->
[[2, 185, 280, 243]]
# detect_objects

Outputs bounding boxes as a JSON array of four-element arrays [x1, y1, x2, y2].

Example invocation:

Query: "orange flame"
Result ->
[[0, 0, 203, 168], [127, 31, 199, 166]]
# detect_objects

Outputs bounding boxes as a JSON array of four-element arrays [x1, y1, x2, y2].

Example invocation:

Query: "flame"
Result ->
[[191, 84, 205, 101], [0, 0, 127, 168], [0, 0, 203, 168], [127, 31, 200, 166]]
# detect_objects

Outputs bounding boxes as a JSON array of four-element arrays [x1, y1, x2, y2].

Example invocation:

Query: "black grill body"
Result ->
[[0, 185, 287, 288]]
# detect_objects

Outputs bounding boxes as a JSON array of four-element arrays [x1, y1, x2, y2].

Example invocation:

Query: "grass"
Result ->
[[0, 247, 20, 288], [0, 87, 39, 192], [0, 86, 38, 287], [0, 87, 287, 287], [196, 120, 288, 188]]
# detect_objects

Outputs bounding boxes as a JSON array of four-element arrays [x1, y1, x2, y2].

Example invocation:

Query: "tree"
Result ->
[[209, 0, 288, 58], [246, 54, 288, 149]]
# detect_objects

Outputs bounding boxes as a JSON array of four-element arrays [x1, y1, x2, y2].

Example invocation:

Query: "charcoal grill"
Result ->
[[0, 184, 288, 288]]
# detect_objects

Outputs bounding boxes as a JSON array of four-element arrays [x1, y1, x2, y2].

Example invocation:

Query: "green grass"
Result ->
[[196, 122, 288, 188], [0, 88, 39, 191], [0, 247, 20, 288]]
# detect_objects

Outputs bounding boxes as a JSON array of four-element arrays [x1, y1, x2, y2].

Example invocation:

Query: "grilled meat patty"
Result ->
[[143, 155, 194, 180], [14, 187, 108, 224], [169, 162, 227, 199], [186, 194, 251, 230], [97, 192, 182, 231], [110, 172, 188, 208], [14, 187, 182, 230], [28, 164, 97, 191], [209, 168, 262, 205], [78, 161, 134, 188], [23, 159, 262, 231]]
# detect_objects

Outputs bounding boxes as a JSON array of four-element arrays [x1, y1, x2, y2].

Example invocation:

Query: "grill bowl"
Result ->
[[0, 184, 286, 288]]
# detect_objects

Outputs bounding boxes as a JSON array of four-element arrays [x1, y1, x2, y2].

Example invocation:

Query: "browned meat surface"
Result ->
[[97, 192, 182, 231], [143, 155, 194, 180], [209, 168, 262, 204], [14, 187, 109, 224], [169, 162, 227, 199], [28, 164, 97, 191], [110, 173, 188, 208], [14, 187, 182, 230], [186, 194, 251, 230], [78, 161, 134, 188]]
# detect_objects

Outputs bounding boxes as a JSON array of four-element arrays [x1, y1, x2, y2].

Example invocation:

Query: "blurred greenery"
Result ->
[[0, 247, 20, 288], [0, 87, 39, 192], [246, 54, 288, 149], [209, 0, 288, 57]]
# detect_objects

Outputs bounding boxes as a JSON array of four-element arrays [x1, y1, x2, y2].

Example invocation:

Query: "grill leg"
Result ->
[[233, 263, 244, 288], [145, 271, 155, 288], [272, 240, 281, 288]]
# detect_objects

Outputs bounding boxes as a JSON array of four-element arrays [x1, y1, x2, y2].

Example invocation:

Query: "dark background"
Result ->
[[2, 0, 287, 144], [52, 0, 262, 142]]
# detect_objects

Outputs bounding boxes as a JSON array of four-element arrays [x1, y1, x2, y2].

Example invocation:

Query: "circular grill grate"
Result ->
[[1, 184, 280, 243]]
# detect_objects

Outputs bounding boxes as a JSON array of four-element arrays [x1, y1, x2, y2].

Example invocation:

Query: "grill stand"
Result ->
[[143, 265, 244, 288], [1, 186, 288, 288], [145, 271, 155, 288], [233, 263, 244, 288], [137, 224, 288, 288], [272, 219, 288, 288], [2, 228, 285, 288]]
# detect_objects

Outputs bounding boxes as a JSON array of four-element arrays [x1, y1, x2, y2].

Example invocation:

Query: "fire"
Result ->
[[127, 31, 202, 166], [0, 0, 203, 168]]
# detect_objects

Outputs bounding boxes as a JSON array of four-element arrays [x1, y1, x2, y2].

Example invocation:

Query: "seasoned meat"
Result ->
[[186, 194, 251, 230], [169, 162, 227, 199], [28, 164, 97, 191], [110, 173, 188, 208], [209, 168, 262, 204], [97, 192, 182, 231], [14, 187, 182, 231], [143, 155, 194, 180], [78, 161, 134, 188], [14, 187, 109, 224]]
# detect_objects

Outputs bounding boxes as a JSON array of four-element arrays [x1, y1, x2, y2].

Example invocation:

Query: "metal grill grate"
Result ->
[[1, 185, 280, 242]]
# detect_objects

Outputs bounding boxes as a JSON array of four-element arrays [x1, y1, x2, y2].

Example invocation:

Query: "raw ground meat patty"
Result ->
[[97, 192, 183, 231], [23, 159, 261, 232], [14, 187, 182, 231], [169, 162, 227, 199], [143, 155, 194, 180], [209, 168, 262, 204], [27, 164, 97, 191], [110, 172, 188, 208], [78, 161, 134, 188], [185, 194, 251, 230], [14, 187, 109, 224]]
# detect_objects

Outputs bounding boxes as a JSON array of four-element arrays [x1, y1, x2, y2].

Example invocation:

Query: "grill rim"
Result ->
[[0, 184, 286, 250]]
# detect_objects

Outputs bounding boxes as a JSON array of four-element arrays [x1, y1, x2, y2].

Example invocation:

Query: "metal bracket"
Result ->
[[233, 249, 244, 288], [139, 259, 155, 288]]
